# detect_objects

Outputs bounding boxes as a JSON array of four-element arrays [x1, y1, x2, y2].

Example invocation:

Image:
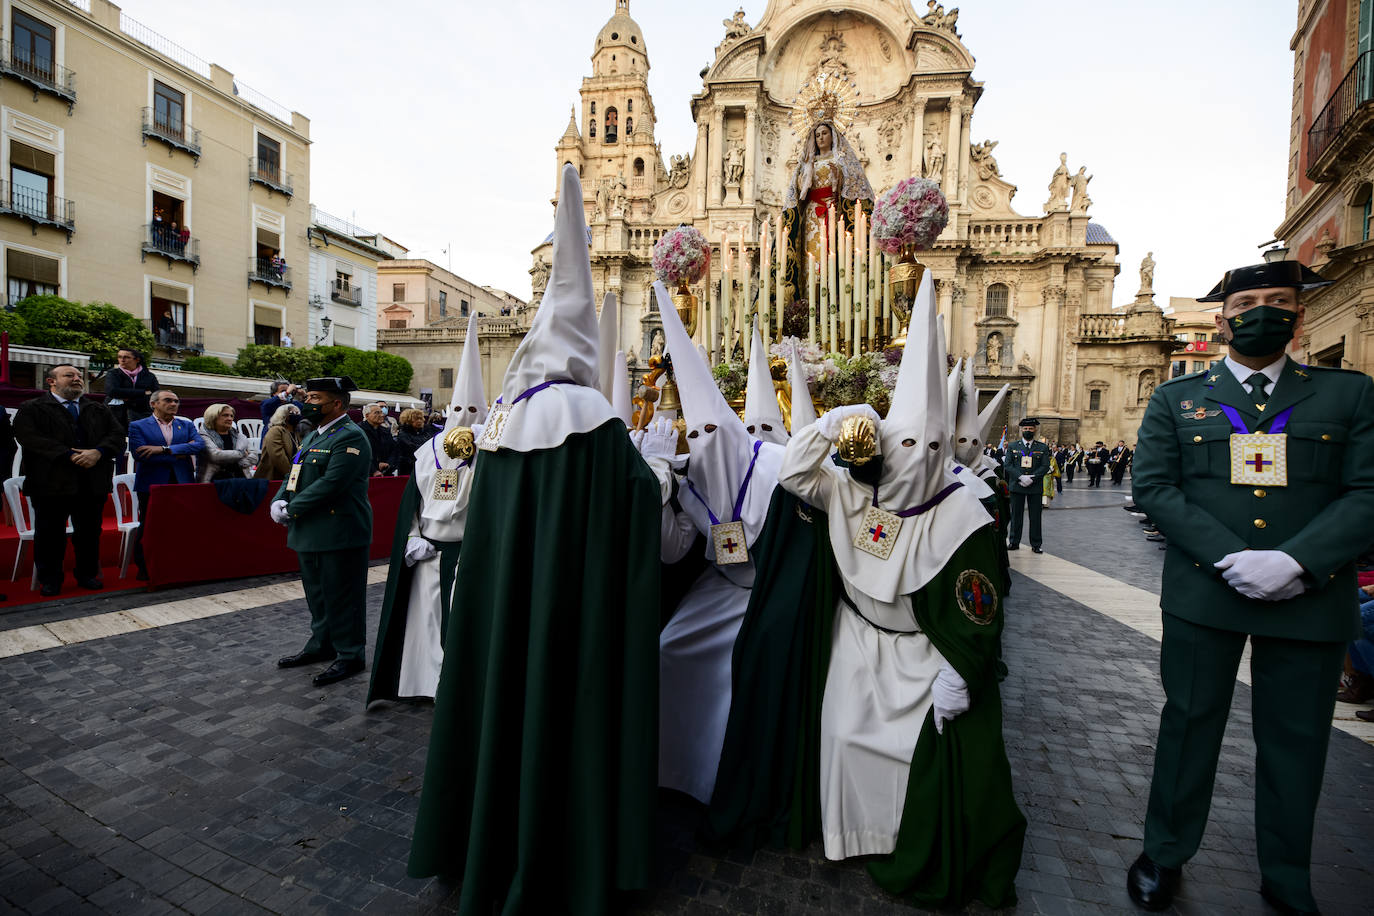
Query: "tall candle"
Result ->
[[807, 255, 816, 343], [759, 220, 770, 342], [739, 226, 749, 356], [775, 211, 785, 334], [827, 204, 837, 352]]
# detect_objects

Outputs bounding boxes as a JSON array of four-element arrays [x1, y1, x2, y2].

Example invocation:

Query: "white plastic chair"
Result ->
[[238, 418, 264, 441], [3, 475, 73, 589], [111, 474, 140, 579]]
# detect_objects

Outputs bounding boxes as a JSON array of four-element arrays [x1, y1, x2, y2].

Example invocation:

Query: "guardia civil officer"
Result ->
[[1002, 417, 1052, 553], [1126, 262, 1374, 915], [271, 377, 374, 686]]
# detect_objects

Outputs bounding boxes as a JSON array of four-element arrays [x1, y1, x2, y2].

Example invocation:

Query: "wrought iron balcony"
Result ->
[[141, 222, 199, 271], [249, 256, 292, 291], [331, 280, 362, 306], [141, 107, 201, 160], [249, 158, 293, 197], [145, 318, 204, 354], [0, 180, 75, 240], [0, 40, 76, 109], [1307, 51, 1374, 183]]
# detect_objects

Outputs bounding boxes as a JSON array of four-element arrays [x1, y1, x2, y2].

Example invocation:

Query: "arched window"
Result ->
[[633, 157, 645, 177], [590, 121, 596, 138], [985, 283, 1009, 317], [590, 101, 595, 115], [626, 117, 634, 136], [604, 106, 618, 143], [1351, 183, 1372, 242], [627, 99, 633, 112]]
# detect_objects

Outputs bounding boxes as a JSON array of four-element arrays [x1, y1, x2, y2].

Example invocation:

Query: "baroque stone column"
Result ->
[[693, 119, 710, 216], [1038, 284, 1066, 411], [957, 109, 972, 203], [743, 107, 758, 205], [709, 107, 725, 206], [944, 98, 962, 198], [909, 96, 927, 178]]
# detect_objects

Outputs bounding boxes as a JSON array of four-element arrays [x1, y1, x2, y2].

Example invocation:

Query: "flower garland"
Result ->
[[652, 225, 711, 286], [870, 177, 949, 254]]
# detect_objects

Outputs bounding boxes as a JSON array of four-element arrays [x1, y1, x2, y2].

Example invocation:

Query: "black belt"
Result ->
[[838, 589, 920, 635]]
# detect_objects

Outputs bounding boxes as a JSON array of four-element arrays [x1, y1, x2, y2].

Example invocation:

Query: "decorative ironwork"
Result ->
[[249, 158, 293, 197], [145, 318, 204, 354], [141, 223, 199, 271], [1307, 50, 1374, 181], [141, 107, 201, 159], [0, 40, 76, 110], [331, 281, 362, 306], [249, 256, 292, 292], [0, 180, 75, 241]]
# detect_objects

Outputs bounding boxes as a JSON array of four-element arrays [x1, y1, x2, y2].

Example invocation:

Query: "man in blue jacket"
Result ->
[[128, 390, 203, 580]]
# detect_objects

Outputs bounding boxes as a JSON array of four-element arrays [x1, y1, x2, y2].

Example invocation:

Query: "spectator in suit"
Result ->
[[259, 381, 290, 443], [253, 402, 302, 481], [361, 404, 395, 476], [197, 404, 256, 482], [104, 348, 158, 431], [128, 390, 203, 580], [12, 364, 126, 595]]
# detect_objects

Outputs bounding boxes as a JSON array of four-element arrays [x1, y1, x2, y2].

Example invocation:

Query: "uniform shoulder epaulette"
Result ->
[[1158, 370, 1206, 389], [1303, 363, 1364, 375]]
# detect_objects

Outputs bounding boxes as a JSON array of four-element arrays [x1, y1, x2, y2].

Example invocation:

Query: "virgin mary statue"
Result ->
[[781, 121, 874, 311]]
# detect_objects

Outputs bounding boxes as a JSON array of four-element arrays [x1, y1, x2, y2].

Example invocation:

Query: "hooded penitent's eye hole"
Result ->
[[929, 441, 940, 450], [761, 424, 772, 432], [957, 436, 968, 444], [902, 438, 916, 448], [468, 406, 477, 412], [704, 424, 717, 433], [688, 430, 699, 439], [746, 424, 755, 434], [972, 439, 979, 446]]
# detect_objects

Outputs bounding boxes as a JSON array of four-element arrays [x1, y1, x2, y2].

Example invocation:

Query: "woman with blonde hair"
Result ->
[[391, 407, 431, 478], [198, 403, 256, 481], [253, 402, 302, 481]]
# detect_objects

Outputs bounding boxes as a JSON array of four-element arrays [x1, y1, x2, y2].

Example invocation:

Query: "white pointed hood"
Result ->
[[597, 291, 618, 399], [743, 320, 787, 444], [494, 164, 617, 451], [945, 356, 963, 448], [788, 344, 817, 433], [415, 311, 485, 535], [654, 281, 782, 576], [822, 269, 992, 603], [445, 311, 488, 433], [974, 381, 1010, 475], [612, 349, 633, 425]]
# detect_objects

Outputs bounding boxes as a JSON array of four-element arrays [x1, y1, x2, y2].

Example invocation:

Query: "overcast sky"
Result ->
[[117, 0, 1297, 309]]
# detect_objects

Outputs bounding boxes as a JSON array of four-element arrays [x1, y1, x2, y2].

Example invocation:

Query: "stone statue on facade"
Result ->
[[724, 143, 745, 186], [924, 134, 945, 182], [721, 9, 751, 42], [921, 2, 961, 35], [1044, 152, 1070, 213], [529, 258, 550, 305], [594, 180, 609, 222], [985, 332, 1003, 373], [1139, 373, 1156, 403], [971, 139, 1001, 180], [1070, 166, 1092, 213], [650, 327, 665, 359], [668, 154, 691, 189], [1138, 251, 1155, 295], [612, 172, 628, 217]]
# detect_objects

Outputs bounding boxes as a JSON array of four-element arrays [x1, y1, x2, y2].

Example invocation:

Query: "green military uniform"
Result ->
[[274, 412, 373, 664], [1133, 357, 1374, 910], [1002, 429, 1052, 550]]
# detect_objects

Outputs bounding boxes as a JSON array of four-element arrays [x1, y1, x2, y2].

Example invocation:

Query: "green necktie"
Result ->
[[1245, 372, 1269, 406]]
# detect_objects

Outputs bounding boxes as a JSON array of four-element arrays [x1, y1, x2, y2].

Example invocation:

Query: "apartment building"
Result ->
[[376, 259, 522, 329], [307, 206, 407, 352], [0, 0, 310, 362]]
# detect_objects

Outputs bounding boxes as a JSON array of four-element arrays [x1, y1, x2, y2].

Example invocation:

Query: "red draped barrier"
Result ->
[[141, 477, 407, 588]]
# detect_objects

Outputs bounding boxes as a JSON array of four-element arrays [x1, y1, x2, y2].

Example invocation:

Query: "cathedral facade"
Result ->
[[531, 0, 1176, 445]]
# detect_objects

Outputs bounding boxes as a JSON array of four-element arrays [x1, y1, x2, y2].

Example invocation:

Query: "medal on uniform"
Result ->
[[853, 505, 903, 560], [477, 403, 511, 452], [286, 463, 301, 492], [432, 468, 460, 500], [1220, 403, 1292, 488], [711, 520, 749, 565], [1020, 454, 1033, 469]]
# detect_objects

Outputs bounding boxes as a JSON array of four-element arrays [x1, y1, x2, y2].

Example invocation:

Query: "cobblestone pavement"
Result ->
[[0, 478, 1370, 915]]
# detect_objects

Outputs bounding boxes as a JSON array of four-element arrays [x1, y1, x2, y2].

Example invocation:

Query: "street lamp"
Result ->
[[315, 316, 332, 345], [1261, 242, 1290, 264]]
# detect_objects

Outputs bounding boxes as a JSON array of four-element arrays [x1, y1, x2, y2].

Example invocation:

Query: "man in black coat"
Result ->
[[103, 348, 158, 430], [13, 364, 126, 595], [361, 403, 395, 475], [1110, 439, 1133, 486], [1086, 440, 1110, 487]]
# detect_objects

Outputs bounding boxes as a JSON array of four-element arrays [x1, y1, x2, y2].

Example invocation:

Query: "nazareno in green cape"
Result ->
[[407, 420, 661, 915], [366, 475, 462, 707]]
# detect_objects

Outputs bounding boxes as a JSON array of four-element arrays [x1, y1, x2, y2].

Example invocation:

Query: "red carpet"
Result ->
[[0, 508, 145, 609]]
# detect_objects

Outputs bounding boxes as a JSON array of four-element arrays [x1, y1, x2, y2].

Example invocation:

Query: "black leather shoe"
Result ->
[[39, 584, 60, 597], [312, 659, 365, 687], [1260, 883, 1320, 915], [1031, 547, 1044, 554], [1007, 543, 1020, 551], [1127, 853, 1181, 911], [77, 577, 103, 590], [277, 650, 335, 669], [1146, 533, 1166, 542]]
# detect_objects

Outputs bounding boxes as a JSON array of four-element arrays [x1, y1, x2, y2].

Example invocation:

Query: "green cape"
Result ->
[[407, 420, 661, 915], [366, 475, 462, 707]]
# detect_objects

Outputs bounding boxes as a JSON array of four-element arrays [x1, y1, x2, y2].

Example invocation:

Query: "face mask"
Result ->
[[1022, 431, 1035, 441], [300, 402, 324, 423], [1226, 305, 1297, 357], [285, 413, 301, 427]]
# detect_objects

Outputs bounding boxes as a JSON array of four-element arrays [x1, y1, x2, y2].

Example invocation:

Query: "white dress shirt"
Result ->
[[1222, 354, 1286, 396]]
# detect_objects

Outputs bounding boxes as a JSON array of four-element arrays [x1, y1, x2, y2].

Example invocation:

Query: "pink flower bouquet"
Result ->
[[652, 225, 711, 287], [870, 177, 949, 254]]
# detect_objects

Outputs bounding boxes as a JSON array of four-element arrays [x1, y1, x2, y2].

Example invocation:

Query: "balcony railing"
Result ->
[[249, 256, 292, 291], [145, 318, 204, 354], [0, 40, 76, 109], [1078, 314, 1127, 340], [141, 107, 201, 159], [331, 281, 362, 306], [1307, 50, 1374, 182], [141, 223, 199, 271], [0, 181, 75, 240], [249, 158, 293, 197]]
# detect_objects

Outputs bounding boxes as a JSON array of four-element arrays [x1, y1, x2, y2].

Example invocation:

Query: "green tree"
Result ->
[[13, 295, 154, 362], [234, 345, 325, 382], [0, 310, 30, 345], [335, 348, 414, 393], [179, 355, 239, 376]]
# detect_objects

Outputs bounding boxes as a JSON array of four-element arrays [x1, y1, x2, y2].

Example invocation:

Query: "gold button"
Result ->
[[1193, 435, 1203, 443], [1321, 434, 1332, 441], [1253, 489, 1266, 498], [1253, 518, 1267, 529]]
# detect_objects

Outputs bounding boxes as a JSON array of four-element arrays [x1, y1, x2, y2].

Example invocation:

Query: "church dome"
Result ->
[[594, 0, 648, 62]]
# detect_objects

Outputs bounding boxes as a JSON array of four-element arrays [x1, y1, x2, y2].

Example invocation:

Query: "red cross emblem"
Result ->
[[1249, 452, 1271, 473], [721, 537, 739, 554], [869, 524, 887, 543], [438, 477, 454, 494]]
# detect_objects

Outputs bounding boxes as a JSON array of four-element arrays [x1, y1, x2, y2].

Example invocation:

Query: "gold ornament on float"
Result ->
[[671, 279, 699, 337], [836, 413, 878, 466], [887, 246, 925, 349], [442, 426, 476, 460], [789, 68, 859, 140]]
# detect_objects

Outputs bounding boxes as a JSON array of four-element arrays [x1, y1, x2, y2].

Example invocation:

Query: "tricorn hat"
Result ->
[[1197, 261, 1332, 302], [305, 376, 358, 393], [1018, 417, 1039, 427]]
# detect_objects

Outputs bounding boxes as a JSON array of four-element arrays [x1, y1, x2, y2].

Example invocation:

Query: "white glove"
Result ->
[[1214, 550, 1306, 601], [638, 416, 679, 461], [817, 403, 882, 442], [1017, 474, 1033, 488], [404, 536, 437, 567], [931, 666, 970, 735], [270, 499, 289, 525], [470, 423, 484, 444]]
